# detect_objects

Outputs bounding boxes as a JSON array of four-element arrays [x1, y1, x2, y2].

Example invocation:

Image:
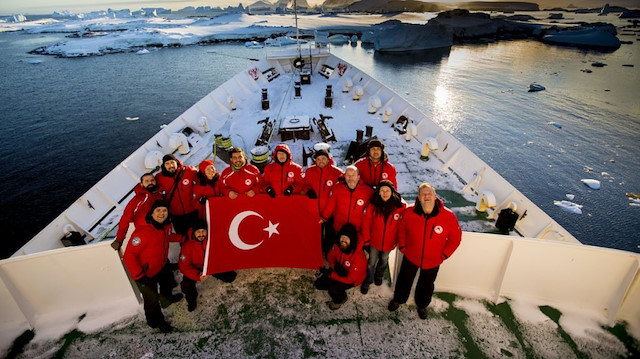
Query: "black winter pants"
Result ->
[[135, 264, 176, 327], [393, 257, 440, 309]]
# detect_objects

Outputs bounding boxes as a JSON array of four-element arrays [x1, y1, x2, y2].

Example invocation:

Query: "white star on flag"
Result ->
[[263, 221, 280, 238]]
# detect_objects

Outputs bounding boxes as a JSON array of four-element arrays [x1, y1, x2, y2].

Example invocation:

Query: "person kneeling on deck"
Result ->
[[262, 143, 303, 198], [155, 154, 199, 236], [388, 183, 461, 319], [123, 201, 184, 333], [179, 221, 236, 312], [314, 223, 366, 310], [220, 147, 262, 199], [111, 172, 163, 252]]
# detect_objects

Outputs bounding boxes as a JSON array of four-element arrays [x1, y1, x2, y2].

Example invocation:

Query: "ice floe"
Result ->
[[581, 179, 601, 189], [554, 200, 583, 214]]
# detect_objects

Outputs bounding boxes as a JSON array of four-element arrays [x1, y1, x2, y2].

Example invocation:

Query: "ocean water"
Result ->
[[1, 25, 639, 259]]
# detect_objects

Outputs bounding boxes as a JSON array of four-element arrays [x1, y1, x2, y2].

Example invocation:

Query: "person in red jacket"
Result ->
[[354, 139, 398, 191], [262, 143, 303, 197], [314, 223, 367, 310], [302, 149, 343, 212], [193, 159, 223, 220], [111, 172, 163, 252], [179, 221, 236, 312], [320, 166, 373, 236], [304, 149, 344, 255], [219, 147, 262, 199], [123, 201, 184, 332], [360, 180, 405, 294], [155, 154, 199, 235], [388, 183, 462, 319]]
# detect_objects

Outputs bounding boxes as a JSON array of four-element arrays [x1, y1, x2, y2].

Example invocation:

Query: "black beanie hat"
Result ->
[[162, 154, 177, 164], [368, 138, 384, 150], [192, 220, 208, 232], [314, 149, 330, 159]]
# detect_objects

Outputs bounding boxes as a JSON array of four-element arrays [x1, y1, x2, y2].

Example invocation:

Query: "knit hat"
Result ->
[[162, 154, 178, 164], [367, 138, 384, 151], [198, 159, 214, 174], [337, 223, 358, 253], [314, 149, 330, 159]]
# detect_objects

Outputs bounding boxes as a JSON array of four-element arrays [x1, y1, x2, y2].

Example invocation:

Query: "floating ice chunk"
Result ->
[[584, 166, 593, 173], [554, 200, 583, 214], [125, 117, 140, 121], [136, 49, 150, 55], [592, 61, 607, 67], [581, 179, 601, 189], [27, 59, 42, 64], [244, 41, 263, 48], [601, 172, 610, 177], [328, 34, 349, 45], [528, 83, 545, 92], [547, 121, 562, 129], [566, 194, 575, 200]]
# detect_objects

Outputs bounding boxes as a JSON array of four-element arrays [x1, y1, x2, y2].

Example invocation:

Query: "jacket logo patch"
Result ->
[[382, 173, 388, 179], [287, 172, 294, 178], [345, 260, 351, 267], [131, 237, 141, 246], [357, 199, 364, 206], [393, 213, 400, 220], [244, 179, 252, 186], [182, 179, 190, 186], [434, 226, 443, 234], [179, 254, 186, 262], [326, 180, 333, 186]]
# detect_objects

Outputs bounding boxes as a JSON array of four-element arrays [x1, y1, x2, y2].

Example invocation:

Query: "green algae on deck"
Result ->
[[436, 292, 487, 358]]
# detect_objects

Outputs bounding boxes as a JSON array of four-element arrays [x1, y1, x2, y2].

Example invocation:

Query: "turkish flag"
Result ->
[[204, 195, 323, 275]]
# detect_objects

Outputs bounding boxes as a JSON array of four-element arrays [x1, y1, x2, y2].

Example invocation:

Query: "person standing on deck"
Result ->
[[388, 183, 462, 319], [219, 147, 262, 199], [359, 180, 405, 294], [262, 144, 304, 198], [123, 201, 184, 333], [193, 159, 223, 220], [314, 223, 367, 310], [320, 166, 373, 238], [178, 221, 236, 312], [111, 172, 163, 252], [155, 154, 199, 236], [303, 149, 344, 255], [354, 139, 398, 191]]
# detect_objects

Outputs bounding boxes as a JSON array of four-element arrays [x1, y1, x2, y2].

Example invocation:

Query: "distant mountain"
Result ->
[[456, 2, 539, 11], [346, 0, 442, 12], [327, 1, 540, 13], [322, 0, 359, 9]]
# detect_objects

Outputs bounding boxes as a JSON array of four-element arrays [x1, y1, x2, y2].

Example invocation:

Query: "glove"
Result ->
[[265, 186, 276, 198], [283, 186, 294, 196], [110, 240, 122, 251], [333, 263, 348, 277], [306, 189, 317, 199], [198, 196, 207, 205]]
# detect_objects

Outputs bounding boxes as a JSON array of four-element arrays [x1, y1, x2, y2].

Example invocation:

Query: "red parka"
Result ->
[[361, 203, 406, 251], [155, 160, 199, 215], [115, 185, 163, 241], [193, 160, 223, 219], [123, 222, 183, 280], [327, 244, 367, 287], [321, 182, 373, 233], [262, 144, 304, 195], [354, 156, 398, 189], [178, 229, 207, 282], [220, 163, 262, 196], [302, 159, 343, 213], [397, 198, 462, 270]]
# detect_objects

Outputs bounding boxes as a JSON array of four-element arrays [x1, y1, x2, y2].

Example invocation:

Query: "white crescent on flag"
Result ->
[[229, 211, 264, 250]]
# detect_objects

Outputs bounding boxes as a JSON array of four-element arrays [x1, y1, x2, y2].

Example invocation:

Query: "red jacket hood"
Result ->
[[271, 143, 293, 164]]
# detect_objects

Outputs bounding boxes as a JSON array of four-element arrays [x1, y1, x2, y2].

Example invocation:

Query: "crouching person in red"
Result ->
[[388, 183, 461, 319], [123, 201, 184, 333], [314, 223, 366, 310], [179, 221, 236, 312]]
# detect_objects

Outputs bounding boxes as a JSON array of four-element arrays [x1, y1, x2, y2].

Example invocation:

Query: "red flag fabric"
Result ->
[[204, 195, 323, 275]]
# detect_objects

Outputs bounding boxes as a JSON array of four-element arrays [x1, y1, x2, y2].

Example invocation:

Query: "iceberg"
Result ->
[[373, 23, 452, 52], [554, 200, 583, 214], [581, 179, 601, 189], [542, 27, 621, 50], [528, 83, 546, 92]]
